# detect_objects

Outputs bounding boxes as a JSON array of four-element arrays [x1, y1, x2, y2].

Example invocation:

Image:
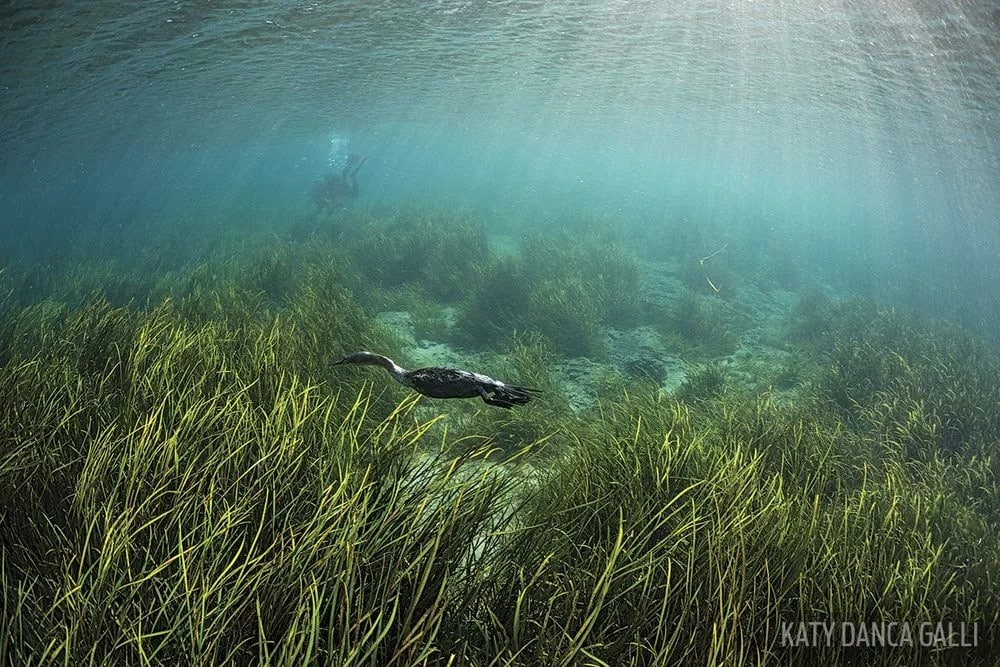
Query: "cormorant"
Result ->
[[333, 351, 541, 409]]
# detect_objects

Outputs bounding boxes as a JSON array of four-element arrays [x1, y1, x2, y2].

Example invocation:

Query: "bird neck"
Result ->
[[370, 354, 410, 386]]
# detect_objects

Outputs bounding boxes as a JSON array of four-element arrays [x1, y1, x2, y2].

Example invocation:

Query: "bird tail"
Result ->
[[489, 385, 542, 408]]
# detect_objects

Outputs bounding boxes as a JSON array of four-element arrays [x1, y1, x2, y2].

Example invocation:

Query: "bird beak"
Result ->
[[333, 357, 347, 365]]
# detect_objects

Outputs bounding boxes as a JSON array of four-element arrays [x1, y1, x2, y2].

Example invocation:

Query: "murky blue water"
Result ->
[[2, 1, 998, 332]]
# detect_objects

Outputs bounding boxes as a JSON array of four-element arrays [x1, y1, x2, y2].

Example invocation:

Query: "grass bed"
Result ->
[[1, 212, 998, 666]]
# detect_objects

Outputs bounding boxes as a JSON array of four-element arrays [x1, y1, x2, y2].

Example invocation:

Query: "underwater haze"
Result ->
[[3, 1, 999, 329], [3, 2, 1000, 665]]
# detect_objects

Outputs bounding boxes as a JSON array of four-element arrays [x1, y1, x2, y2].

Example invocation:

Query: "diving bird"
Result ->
[[333, 351, 541, 409]]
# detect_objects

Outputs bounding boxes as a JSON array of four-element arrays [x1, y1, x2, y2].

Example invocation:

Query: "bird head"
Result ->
[[333, 351, 384, 366]]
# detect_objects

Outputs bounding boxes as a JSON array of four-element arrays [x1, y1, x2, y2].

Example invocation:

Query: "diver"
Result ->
[[310, 153, 368, 213], [341, 153, 367, 197]]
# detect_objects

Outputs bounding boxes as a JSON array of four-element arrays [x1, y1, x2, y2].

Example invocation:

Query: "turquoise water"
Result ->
[[2, 1, 998, 334], [3, 7, 1000, 662]]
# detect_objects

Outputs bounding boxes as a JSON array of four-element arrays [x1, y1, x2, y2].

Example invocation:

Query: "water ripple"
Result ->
[[1, 1, 997, 159]]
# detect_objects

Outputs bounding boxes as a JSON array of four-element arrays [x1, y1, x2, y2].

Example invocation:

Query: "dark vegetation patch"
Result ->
[[450, 230, 643, 358]]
